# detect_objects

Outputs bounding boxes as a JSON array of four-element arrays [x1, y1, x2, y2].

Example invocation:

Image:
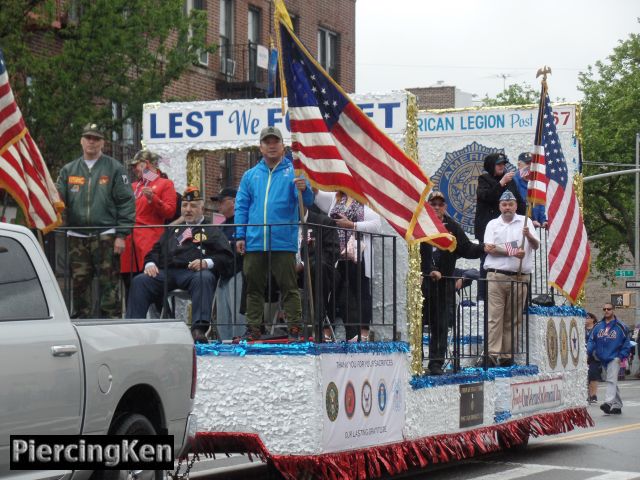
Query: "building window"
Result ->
[[224, 151, 235, 186], [247, 7, 260, 82], [289, 14, 300, 34], [111, 102, 139, 164], [66, 0, 84, 24], [317, 28, 338, 80], [219, 0, 234, 77], [185, 0, 209, 65]]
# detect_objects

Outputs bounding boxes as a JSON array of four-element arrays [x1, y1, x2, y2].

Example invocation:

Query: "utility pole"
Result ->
[[633, 133, 640, 325]]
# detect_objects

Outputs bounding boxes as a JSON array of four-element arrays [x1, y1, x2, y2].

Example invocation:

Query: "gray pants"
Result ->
[[604, 358, 623, 409], [216, 272, 246, 340]]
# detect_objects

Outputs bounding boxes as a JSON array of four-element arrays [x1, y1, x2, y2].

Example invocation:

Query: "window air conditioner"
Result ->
[[225, 59, 236, 78]]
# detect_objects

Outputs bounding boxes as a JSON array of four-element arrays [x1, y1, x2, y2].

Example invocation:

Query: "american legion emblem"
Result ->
[[546, 319, 558, 369], [325, 382, 339, 422], [431, 142, 513, 234], [569, 318, 580, 367], [560, 319, 569, 369]]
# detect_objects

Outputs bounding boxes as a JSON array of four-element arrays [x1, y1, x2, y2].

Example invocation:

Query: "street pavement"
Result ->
[[187, 378, 640, 479]]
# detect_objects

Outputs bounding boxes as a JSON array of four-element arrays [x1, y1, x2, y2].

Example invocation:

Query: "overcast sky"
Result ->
[[355, 0, 639, 102]]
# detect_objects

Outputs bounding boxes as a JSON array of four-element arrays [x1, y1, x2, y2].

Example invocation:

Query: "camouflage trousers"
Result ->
[[68, 235, 120, 318]]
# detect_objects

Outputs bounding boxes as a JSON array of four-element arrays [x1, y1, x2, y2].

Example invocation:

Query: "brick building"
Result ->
[[22, 0, 356, 203], [164, 0, 357, 201], [406, 82, 474, 110]]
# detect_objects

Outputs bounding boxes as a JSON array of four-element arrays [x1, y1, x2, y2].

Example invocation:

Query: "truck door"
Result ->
[[0, 232, 83, 475]]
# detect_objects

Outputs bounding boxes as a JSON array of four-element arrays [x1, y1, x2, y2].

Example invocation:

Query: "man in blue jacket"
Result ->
[[587, 303, 632, 414], [235, 127, 313, 340]]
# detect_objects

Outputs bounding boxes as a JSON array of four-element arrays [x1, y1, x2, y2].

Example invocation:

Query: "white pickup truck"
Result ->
[[0, 222, 197, 479]]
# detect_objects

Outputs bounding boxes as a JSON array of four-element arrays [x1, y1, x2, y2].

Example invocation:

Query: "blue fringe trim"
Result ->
[[528, 305, 587, 317], [410, 365, 539, 389], [196, 341, 411, 357]]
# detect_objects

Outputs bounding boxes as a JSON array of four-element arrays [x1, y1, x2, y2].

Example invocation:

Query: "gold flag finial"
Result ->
[[536, 66, 552, 81]]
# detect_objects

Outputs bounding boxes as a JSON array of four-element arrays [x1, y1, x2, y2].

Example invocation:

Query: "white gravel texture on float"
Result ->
[[195, 355, 324, 455], [403, 379, 496, 440]]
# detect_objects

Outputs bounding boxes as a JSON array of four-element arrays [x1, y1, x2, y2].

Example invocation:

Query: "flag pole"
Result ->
[[518, 66, 550, 275], [274, 1, 316, 336]]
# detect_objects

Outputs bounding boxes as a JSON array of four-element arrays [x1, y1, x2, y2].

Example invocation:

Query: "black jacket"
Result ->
[[474, 155, 525, 241], [306, 204, 340, 267], [421, 213, 484, 278], [145, 222, 234, 280]]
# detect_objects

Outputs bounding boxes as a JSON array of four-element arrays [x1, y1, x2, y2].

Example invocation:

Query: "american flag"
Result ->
[[537, 85, 590, 304], [177, 227, 193, 246], [0, 51, 63, 233], [528, 90, 548, 206], [276, 17, 455, 251], [504, 240, 520, 257], [142, 167, 159, 183]]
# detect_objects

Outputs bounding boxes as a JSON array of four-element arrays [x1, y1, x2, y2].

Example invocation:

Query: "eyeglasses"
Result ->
[[603, 307, 613, 311]]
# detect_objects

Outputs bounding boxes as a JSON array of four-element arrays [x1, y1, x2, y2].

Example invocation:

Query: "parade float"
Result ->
[[143, 87, 593, 479]]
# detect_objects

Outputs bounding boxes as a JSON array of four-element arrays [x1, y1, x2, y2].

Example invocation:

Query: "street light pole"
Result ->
[[635, 133, 639, 328]]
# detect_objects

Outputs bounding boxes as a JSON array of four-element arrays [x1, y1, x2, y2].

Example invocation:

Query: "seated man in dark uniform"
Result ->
[[126, 186, 234, 343]]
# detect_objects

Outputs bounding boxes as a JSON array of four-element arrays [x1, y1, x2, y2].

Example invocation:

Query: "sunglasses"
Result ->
[[603, 307, 613, 311], [429, 202, 445, 207]]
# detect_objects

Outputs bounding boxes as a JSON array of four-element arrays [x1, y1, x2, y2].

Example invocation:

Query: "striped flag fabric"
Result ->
[[0, 51, 63, 233], [275, 13, 455, 251], [177, 227, 193, 246], [142, 168, 159, 183], [528, 94, 548, 206], [504, 240, 520, 257], [536, 83, 590, 304]]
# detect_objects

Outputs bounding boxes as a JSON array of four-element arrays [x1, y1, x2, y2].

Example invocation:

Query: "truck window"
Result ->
[[0, 236, 49, 320]]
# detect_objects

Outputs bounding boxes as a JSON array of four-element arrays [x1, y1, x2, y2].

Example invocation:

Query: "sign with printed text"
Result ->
[[626, 280, 640, 288], [143, 93, 408, 145], [511, 377, 563, 414], [320, 352, 405, 452], [459, 382, 484, 428], [418, 104, 576, 138]]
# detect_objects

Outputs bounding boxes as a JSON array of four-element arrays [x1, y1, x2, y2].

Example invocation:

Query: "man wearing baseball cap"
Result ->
[[420, 191, 484, 375], [56, 123, 135, 318], [234, 126, 313, 341]]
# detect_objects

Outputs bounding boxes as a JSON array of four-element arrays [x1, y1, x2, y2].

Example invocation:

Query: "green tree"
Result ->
[[0, 0, 212, 174], [579, 29, 640, 280], [481, 82, 538, 107]]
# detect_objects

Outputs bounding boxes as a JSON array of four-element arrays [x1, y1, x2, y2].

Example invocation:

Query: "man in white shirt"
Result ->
[[484, 190, 540, 366]]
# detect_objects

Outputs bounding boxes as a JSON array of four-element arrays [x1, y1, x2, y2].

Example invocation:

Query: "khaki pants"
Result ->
[[487, 272, 528, 359]]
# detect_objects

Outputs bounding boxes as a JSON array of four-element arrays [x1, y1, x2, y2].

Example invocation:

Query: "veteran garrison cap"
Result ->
[[499, 190, 517, 202], [427, 191, 446, 202], [81, 123, 104, 139], [259, 126, 283, 141], [183, 186, 202, 201]]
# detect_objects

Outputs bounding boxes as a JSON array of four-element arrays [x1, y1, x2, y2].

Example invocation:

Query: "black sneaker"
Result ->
[[429, 364, 444, 376], [600, 402, 611, 414], [191, 328, 209, 344], [589, 395, 598, 404], [610, 407, 622, 415]]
